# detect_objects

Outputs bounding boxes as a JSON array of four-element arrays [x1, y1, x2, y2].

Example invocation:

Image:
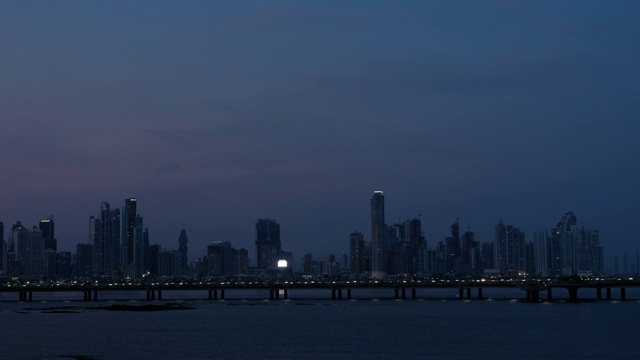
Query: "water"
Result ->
[[1, 289, 639, 360]]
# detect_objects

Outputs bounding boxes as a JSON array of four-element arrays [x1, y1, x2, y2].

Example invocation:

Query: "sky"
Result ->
[[1, 1, 639, 268]]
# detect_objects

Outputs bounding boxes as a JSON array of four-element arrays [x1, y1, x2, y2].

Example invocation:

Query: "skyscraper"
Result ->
[[40, 216, 56, 252], [349, 231, 367, 274], [92, 202, 121, 279], [122, 197, 138, 277], [533, 229, 549, 276], [0, 221, 5, 275], [132, 216, 146, 280], [370, 190, 385, 277], [255, 219, 281, 269], [178, 228, 189, 276], [494, 220, 507, 275]]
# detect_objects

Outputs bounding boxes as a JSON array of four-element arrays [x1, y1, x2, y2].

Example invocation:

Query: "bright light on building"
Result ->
[[277, 260, 288, 268]]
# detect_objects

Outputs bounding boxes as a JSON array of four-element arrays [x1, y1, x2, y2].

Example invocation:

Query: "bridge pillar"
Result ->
[[275, 289, 280, 300], [402, 288, 406, 299], [214, 289, 218, 300], [567, 287, 578, 302], [547, 287, 552, 300], [147, 291, 151, 301], [621, 288, 626, 300], [530, 290, 540, 301], [478, 288, 483, 299], [606, 287, 612, 300], [269, 289, 274, 300], [93, 291, 98, 301], [596, 288, 602, 300], [283, 289, 288, 300], [151, 290, 156, 300], [338, 289, 342, 299], [459, 288, 464, 299], [28, 292, 33, 302], [158, 290, 162, 300], [347, 288, 352, 299], [466, 288, 471, 299], [526, 291, 531, 300], [221, 290, 225, 300], [412, 288, 417, 299], [332, 289, 336, 300], [208, 290, 213, 300], [394, 288, 399, 299]]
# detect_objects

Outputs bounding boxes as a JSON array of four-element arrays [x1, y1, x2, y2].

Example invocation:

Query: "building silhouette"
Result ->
[[370, 190, 385, 277], [91, 202, 121, 279], [255, 219, 281, 269], [178, 228, 189, 276], [349, 231, 367, 274], [121, 197, 138, 277]]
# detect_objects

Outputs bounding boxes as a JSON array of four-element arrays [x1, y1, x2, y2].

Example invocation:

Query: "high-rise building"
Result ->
[[303, 253, 313, 275], [76, 243, 93, 278], [122, 197, 138, 272], [92, 202, 121, 279], [148, 244, 161, 277], [494, 220, 507, 275], [40, 216, 56, 252], [0, 221, 5, 275], [208, 241, 232, 276], [507, 225, 526, 276], [56, 252, 72, 280], [370, 190, 385, 277], [178, 228, 189, 276], [255, 219, 281, 269], [550, 212, 601, 276], [533, 229, 549, 276], [132, 216, 146, 280], [407, 218, 424, 274], [231, 247, 249, 275], [350, 231, 367, 274]]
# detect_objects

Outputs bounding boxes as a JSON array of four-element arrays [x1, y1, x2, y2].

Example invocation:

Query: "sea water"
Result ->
[[1, 289, 639, 360]]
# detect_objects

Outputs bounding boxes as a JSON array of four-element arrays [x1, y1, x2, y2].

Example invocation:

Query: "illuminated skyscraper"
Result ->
[[370, 190, 385, 277], [255, 219, 280, 269]]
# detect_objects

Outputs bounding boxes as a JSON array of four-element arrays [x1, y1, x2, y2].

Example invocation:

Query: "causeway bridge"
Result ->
[[2, 279, 639, 303]]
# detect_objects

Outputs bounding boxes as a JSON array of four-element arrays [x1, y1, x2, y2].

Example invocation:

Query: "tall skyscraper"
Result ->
[[370, 190, 385, 277], [255, 219, 281, 269], [40, 216, 56, 252], [132, 216, 146, 280], [208, 241, 232, 276], [533, 229, 549, 276], [122, 197, 138, 278], [494, 220, 507, 275], [76, 243, 93, 278], [178, 228, 189, 276], [0, 221, 5, 275], [349, 231, 367, 274], [92, 202, 121, 279]]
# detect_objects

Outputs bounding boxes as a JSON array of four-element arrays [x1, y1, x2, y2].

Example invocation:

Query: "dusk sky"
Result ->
[[1, 1, 639, 268]]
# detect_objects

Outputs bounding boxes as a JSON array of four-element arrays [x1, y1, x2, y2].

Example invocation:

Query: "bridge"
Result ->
[[1, 279, 638, 303]]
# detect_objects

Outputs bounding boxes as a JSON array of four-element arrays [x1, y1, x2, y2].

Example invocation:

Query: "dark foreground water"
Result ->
[[1, 289, 639, 360]]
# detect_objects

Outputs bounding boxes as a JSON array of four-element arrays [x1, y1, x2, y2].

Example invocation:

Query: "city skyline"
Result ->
[[1, 1, 639, 264], [0, 194, 626, 277]]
